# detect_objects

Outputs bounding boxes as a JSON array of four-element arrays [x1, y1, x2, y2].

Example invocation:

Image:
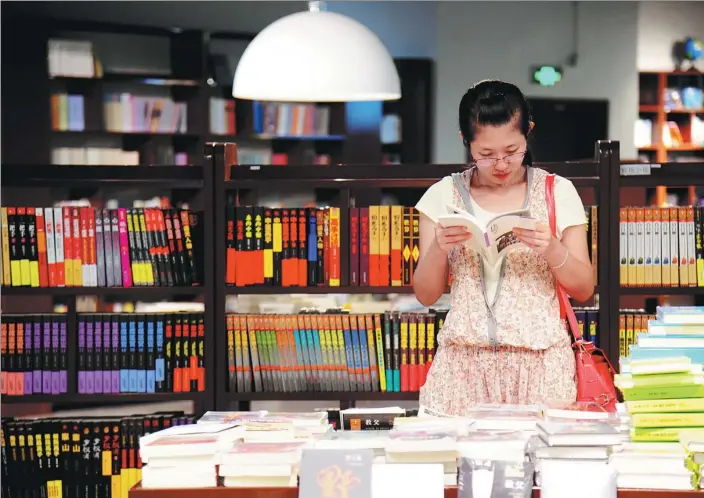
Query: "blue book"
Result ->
[[146, 317, 156, 393], [357, 321, 371, 392], [293, 326, 305, 391], [298, 325, 312, 390], [119, 319, 129, 393], [343, 323, 357, 391], [648, 320, 704, 335], [383, 313, 393, 392], [628, 345, 704, 364], [128, 318, 137, 393], [155, 317, 165, 391], [308, 212, 317, 284], [137, 320, 146, 393]]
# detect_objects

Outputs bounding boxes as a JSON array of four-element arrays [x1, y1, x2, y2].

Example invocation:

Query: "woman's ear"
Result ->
[[529, 121, 535, 132]]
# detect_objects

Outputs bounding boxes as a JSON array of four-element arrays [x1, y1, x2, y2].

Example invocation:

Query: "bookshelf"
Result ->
[[129, 484, 700, 498], [209, 141, 614, 411], [636, 70, 704, 205], [0, 163, 217, 412], [1, 11, 433, 168]]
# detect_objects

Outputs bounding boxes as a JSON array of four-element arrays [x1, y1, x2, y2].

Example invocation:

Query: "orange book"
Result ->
[[190, 316, 199, 392], [390, 206, 403, 286], [297, 209, 307, 286], [62, 206, 74, 286], [71, 207, 82, 287], [369, 206, 380, 286], [173, 317, 183, 393], [379, 206, 390, 286], [34, 208, 49, 287], [289, 209, 299, 286], [253, 207, 265, 285], [417, 315, 427, 389], [410, 209, 420, 284], [282, 209, 292, 286]]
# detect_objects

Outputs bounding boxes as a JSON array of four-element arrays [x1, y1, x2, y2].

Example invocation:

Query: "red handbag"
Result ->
[[545, 174, 619, 412]]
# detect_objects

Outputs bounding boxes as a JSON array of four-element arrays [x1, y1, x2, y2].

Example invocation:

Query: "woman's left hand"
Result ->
[[513, 223, 556, 256]]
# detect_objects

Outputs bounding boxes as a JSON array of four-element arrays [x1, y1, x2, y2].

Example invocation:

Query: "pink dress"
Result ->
[[418, 167, 577, 416]]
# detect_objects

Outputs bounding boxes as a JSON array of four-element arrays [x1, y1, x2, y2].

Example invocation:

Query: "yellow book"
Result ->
[[263, 210, 274, 281], [629, 427, 682, 442], [417, 314, 426, 381], [71, 207, 82, 287], [626, 397, 704, 414], [631, 412, 704, 428], [28, 208, 40, 287], [670, 207, 681, 286], [619, 208, 628, 286], [17, 208, 31, 286], [400, 315, 408, 388], [636, 207, 645, 286], [272, 210, 283, 275], [409, 315, 417, 384], [374, 313, 387, 392], [126, 211, 141, 285], [687, 207, 697, 286], [697, 206, 704, 286], [111, 476, 121, 498], [1, 207, 12, 286], [661, 208, 671, 286], [426, 314, 436, 371], [369, 205, 380, 286], [233, 317, 242, 390], [625, 314, 634, 357], [328, 316, 342, 390], [618, 315, 626, 360], [679, 207, 689, 286], [139, 209, 154, 285], [334, 316, 347, 391], [627, 208, 637, 285]]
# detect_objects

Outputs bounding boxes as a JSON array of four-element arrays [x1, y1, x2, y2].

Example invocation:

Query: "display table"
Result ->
[[130, 485, 701, 498]]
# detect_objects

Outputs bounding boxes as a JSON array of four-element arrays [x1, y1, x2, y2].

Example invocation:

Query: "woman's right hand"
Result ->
[[435, 224, 472, 253]]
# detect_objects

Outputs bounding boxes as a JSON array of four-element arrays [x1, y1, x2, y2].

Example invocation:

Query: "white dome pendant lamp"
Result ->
[[232, 0, 401, 102]]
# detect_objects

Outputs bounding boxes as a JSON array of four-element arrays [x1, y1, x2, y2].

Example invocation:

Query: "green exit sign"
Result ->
[[532, 65, 563, 87]]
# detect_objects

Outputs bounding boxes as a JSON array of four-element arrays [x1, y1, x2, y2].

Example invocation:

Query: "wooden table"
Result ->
[[130, 484, 702, 498]]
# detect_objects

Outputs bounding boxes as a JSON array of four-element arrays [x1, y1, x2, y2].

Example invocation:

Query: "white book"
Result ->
[[619, 209, 628, 285], [636, 209, 644, 286], [437, 205, 537, 268], [627, 210, 637, 285], [687, 208, 697, 285], [652, 209, 662, 286], [537, 421, 621, 447], [670, 212, 679, 286], [43, 208, 56, 285], [644, 209, 653, 285], [678, 209, 689, 286], [661, 208, 671, 286]]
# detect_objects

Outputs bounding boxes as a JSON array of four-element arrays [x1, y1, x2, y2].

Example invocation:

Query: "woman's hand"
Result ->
[[512, 223, 557, 256], [435, 224, 472, 253]]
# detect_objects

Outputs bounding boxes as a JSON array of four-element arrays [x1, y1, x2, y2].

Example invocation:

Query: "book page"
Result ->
[[484, 215, 537, 267]]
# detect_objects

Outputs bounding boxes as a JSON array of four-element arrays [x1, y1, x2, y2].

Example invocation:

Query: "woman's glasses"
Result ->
[[473, 151, 526, 168]]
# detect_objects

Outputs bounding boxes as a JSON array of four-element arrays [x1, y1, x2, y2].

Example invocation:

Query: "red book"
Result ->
[[35, 208, 49, 287], [282, 209, 291, 286], [226, 208, 236, 285], [359, 208, 370, 286], [349, 208, 359, 286], [297, 208, 307, 286], [62, 207, 73, 286], [323, 210, 330, 285]]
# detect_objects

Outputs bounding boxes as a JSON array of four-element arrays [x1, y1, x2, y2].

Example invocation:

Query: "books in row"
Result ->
[[224, 205, 427, 289], [51, 93, 85, 131], [573, 307, 600, 347], [51, 146, 188, 166], [0, 206, 202, 288], [209, 97, 236, 136], [78, 312, 206, 395], [1, 411, 196, 498], [104, 94, 188, 134], [1, 314, 67, 396], [1, 312, 206, 397], [619, 205, 704, 288], [252, 101, 332, 137], [225, 310, 448, 394], [619, 310, 657, 359]]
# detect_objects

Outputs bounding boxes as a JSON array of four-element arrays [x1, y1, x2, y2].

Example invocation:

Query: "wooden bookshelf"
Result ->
[[636, 70, 704, 205], [129, 484, 701, 498], [209, 141, 614, 410]]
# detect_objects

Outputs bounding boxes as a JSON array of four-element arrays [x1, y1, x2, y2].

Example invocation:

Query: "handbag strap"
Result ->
[[545, 174, 583, 342]]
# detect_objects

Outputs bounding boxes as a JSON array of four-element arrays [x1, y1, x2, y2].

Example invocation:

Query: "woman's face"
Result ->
[[469, 121, 527, 187]]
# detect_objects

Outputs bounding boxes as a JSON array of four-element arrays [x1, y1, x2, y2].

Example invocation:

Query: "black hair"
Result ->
[[459, 79, 533, 166]]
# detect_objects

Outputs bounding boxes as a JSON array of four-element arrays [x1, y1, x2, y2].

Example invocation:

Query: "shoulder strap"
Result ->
[[545, 173, 583, 342], [451, 171, 474, 213]]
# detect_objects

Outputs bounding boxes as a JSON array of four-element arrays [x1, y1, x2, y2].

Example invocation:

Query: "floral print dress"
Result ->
[[418, 167, 577, 416]]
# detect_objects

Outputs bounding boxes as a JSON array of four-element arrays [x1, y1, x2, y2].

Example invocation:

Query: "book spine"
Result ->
[[117, 208, 132, 287], [360, 207, 370, 286], [35, 208, 49, 287], [94, 315, 103, 394], [111, 316, 120, 393], [103, 315, 111, 393]]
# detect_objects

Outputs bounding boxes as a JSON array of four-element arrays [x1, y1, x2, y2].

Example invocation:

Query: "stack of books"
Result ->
[[139, 423, 246, 489], [218, 441, 307, 488], [682, 430, 704, 491], [385, 418, 470, 486], [531, 419, 622, 486], [609, 441, 691, 491]]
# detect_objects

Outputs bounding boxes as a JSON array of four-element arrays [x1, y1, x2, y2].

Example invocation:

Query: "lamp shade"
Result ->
[[232, 10, 401, 102]]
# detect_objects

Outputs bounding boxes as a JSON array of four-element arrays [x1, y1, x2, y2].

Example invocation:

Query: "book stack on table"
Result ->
[[614, 306, 704, 491]]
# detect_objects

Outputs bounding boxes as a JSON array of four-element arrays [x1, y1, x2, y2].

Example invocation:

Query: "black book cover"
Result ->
[[272, 209, 282, 286], [165, 314, 174, 393], [154, 209, 173, 287], [171, 210, 188, 286], [163, 209, 182, 286]]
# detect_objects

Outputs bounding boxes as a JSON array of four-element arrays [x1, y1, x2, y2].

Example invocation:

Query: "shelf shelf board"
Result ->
[[52, 130, 201, 139], [1, 165, 203, 187], [222, 392, 419, 402], [1, 286, 204, 297], [620, 162, 704, 187], [1, 392, 206, 405], [251, 134, 346, 141], [620, 286, 704, 296], [226, 286, 421, 295], [226, 163, 600, 188], [49, 73, 201, 87]]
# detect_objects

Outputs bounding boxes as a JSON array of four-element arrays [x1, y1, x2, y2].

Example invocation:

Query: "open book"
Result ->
[[437, 205, 537, 267]]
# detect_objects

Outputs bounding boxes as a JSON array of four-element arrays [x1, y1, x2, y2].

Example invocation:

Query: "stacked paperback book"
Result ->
[[614, 305, 704, 490]]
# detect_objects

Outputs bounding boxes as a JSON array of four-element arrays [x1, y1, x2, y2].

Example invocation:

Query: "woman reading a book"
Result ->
[[413, 80, 594, 415]]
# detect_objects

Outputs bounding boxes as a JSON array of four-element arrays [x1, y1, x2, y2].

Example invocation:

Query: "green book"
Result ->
[[631, 413, 704, 428], [615, 372, 704, 389], [626, 397, 704, 414], [621, 383, 704, 401]]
